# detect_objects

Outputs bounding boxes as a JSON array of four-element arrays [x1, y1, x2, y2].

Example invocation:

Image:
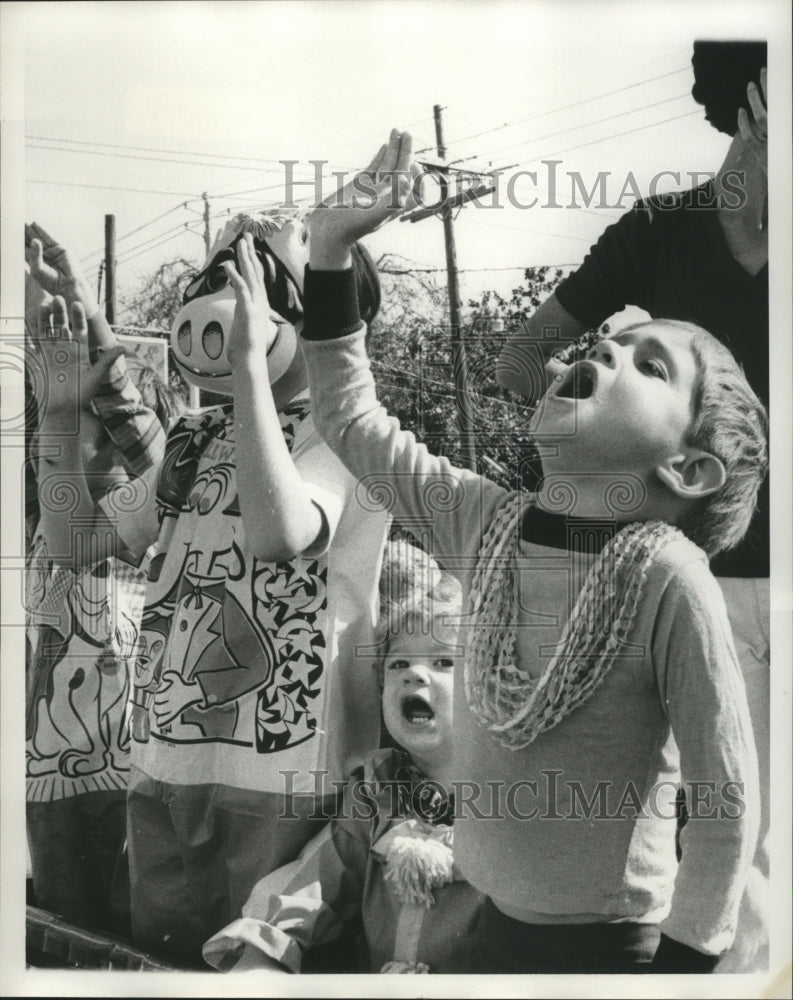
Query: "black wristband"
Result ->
[[302, 266, 362, 341], [650, 933, 720, 973]]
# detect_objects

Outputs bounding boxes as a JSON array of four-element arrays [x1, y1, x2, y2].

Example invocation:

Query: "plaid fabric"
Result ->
[[92, 354, 166, 478]]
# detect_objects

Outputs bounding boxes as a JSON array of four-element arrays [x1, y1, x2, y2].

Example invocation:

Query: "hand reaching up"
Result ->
[[223, 232, 279, 369], [308, 129, 418, 269], [26, 221, 100, 318], [30, 295, 124, 427], [737, 67, 767, 176]]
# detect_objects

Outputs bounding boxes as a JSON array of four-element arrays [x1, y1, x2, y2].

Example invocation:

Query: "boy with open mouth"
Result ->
[[294, 129, 766, 974]]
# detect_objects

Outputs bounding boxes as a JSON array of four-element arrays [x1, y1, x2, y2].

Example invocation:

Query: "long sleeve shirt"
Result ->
[[297, 267, 760, 957]]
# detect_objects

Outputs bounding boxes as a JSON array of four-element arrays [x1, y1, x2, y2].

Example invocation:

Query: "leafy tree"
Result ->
[[369, 256, 573, 493], [119, 257, 199, 399], [120, 257, 198, 332]]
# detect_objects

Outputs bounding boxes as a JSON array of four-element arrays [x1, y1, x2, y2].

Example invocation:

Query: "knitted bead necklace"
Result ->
[[465, 492, 684, 751]]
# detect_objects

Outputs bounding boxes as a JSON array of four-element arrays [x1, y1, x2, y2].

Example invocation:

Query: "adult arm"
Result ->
[[495, 204, 653, 399]]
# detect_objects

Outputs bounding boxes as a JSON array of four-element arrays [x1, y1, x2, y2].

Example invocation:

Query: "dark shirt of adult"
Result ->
[[553, 181, 768, 578], [497, 134, 769, 579]]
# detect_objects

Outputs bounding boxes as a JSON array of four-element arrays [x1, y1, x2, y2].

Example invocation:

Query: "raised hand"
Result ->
[[25, 221, 100, 317], [31, 295, 124, 425], [737, 67, 767, 175], [308, 129, 417, 268], [223, 232, 279, 367]]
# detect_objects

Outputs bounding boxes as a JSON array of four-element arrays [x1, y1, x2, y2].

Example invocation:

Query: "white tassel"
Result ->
[[383, 833, 454, 908]]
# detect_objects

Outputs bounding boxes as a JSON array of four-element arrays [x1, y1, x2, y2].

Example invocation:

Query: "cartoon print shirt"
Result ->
[[130, 397, 386, 795], [25, 536, 150, 801]]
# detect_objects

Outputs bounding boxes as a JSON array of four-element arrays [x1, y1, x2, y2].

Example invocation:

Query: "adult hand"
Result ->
[[223, 232, 280, 368], [25, 221, 100, 318], [308, 129, 418, 268], [31, 295, 124, 423], [737, 67, 767, 176]]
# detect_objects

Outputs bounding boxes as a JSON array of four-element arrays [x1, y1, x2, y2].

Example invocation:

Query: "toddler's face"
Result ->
[[381, 628, 458, 763], [530, 323, 700, 480]]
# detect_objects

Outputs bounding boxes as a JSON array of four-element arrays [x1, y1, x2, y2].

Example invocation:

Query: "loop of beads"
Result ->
[[465, 492, 683, 751]]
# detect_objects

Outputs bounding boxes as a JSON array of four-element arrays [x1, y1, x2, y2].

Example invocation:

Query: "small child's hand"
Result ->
[[223, 232, 279, 370], [308, 129, 417, 269]]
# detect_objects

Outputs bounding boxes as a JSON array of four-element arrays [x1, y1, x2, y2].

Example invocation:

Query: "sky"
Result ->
[[6, 0, 787, 318]]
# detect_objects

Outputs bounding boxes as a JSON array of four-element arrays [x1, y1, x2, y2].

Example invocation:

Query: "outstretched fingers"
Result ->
[[237, 233, 265, 296], [223, 259, 249, 304], [70, 301, 89, 345]]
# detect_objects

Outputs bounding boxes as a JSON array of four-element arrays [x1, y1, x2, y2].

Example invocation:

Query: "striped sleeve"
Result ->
[[91, 354, 166, 478]]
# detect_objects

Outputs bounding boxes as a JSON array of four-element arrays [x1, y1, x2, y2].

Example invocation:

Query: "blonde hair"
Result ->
[[375, 539, 461, 679]]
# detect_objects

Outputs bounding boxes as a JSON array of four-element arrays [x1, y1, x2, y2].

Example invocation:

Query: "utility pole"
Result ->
[[104, 215, 116, 326], [202, 192, 211, 256], [188, 194, 212, 410], [433, 104, 477, 472]]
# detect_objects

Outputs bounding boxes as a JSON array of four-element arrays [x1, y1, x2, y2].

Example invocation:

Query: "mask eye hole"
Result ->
[[177, 321, 192, 357], [202, 321, 224, 360]]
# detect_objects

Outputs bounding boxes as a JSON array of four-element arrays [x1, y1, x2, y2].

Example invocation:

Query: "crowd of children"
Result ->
[[23, 41, 771, 978]]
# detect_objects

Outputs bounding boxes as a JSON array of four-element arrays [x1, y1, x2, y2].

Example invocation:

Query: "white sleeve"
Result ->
[[301, 330, 505, 572]]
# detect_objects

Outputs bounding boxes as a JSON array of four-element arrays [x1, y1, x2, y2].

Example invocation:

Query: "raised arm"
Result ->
[[26, 221, 116, 354], [222, 232, 325, 562], [494, 293, 588, 398], [303, 131, 505, 569], [30, 296, 160, 566]]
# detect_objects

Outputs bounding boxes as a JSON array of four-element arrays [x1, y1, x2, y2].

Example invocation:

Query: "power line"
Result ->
[[115, 220, 203, 263], [463, 217, 593, 242], [117, 224, 204, 266], [451, 92, 691, 168], [28, 178, 199, 197], [380, 263, 576, 274], [83, 221, 204, 281], [79, 202, 195, 262], [27, 141, 289, 174], [499, 108, 701, 173], [26, 134, 290, 166], [417, 65, 690, 155]]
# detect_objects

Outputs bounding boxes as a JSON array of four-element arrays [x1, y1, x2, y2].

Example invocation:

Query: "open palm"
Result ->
[[308, 129, 419, 251]]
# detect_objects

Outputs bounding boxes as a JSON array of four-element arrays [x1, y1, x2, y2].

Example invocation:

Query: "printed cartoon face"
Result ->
[[170, 214, 309, 394], [381, 627, 458, 764]]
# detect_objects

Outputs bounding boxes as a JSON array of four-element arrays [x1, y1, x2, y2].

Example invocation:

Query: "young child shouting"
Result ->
[[202, 540, 483, 974], [295, 130, 766, 973]]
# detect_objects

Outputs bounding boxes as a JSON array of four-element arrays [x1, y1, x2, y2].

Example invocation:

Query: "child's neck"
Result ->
[[535, 473, 683, 525], [408, 749, 455, 794]]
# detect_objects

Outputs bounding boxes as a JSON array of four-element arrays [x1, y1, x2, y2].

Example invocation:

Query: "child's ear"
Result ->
[[656, 449, 726, 499]]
